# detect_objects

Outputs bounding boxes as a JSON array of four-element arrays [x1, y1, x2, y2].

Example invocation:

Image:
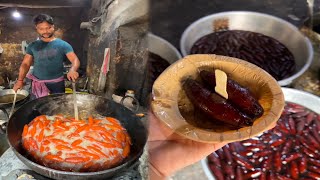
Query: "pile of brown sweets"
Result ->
[[190, 30, 296, 81], [207, 102, 320, 180], [148, 52, 170, 88]]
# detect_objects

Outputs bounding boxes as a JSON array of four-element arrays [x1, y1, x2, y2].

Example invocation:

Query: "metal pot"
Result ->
[[0, 89, 29, 133], [0, 89, 29, 107], [200, 87, 320, 180], [5, 93, 148, 180], [148, 33, 182, 64], [180, 11, 314, 86]]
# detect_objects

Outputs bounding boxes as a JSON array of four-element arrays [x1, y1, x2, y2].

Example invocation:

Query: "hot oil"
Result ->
[[0, 94, 26, 103], [52, 111, 103, 121]]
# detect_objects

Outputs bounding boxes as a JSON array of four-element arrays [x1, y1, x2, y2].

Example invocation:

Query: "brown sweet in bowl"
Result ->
[[151, 54, 284, 143]]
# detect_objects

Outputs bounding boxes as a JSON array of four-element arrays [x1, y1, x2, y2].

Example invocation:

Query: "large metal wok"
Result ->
[[5, 93, 148, 180], [0, 89, 29, 108]]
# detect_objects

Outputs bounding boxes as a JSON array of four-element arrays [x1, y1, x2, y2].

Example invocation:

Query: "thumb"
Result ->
[[13, 87, 19, 92]]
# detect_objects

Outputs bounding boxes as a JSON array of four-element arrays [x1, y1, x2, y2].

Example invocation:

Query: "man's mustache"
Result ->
[[40, 33, 54, 38]]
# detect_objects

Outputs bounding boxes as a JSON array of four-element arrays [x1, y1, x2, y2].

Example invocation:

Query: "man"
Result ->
[[13, 14, 80, 98]]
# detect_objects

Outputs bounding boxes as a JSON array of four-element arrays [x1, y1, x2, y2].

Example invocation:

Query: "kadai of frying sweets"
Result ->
[[182, 69, 263, 128], [21, 115, 131, 172]]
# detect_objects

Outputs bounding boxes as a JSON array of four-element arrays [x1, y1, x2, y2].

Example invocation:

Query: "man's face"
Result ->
[[35, 22, 54, 38]]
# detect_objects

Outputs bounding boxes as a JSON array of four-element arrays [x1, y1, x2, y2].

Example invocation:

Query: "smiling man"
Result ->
[[13, 14, 80, 98]]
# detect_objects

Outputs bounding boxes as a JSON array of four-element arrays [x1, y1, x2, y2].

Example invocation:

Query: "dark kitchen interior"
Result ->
[[0, 0, 90, 86], [0, 0, 149, 179], [0, 0, 149, 103]]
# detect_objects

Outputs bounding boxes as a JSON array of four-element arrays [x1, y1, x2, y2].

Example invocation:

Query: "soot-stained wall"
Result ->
[[86, 0, 149, 106]]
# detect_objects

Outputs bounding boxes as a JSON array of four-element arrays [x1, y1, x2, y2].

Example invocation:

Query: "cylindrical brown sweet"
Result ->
[[223, 163, 235, 179], [305, 112, 315, 126], [209, 164, 225, 180], [281, 139, 293, 155], [182, 78, 253, 127], [200, 70, 264, 119], [277, 175, 295, 180], [309, 158, 320, 167], [243, 170, 262, 179], [308, 165, 320, 174], [207, 152, 221, 167], [282, 153, 301, 165], [253, 150, 273, 158], [298, 156, 307, 174], [259, 172, 267, 180], [274, 151, 282, 172], [222, 146, 233, 164], [305, 171, 320, 179], [290, 161, 300, 179], [266, 171, 276, 180], [315, 115, 320, 132], [235, 166, 243, 180], [288, 117, 296, 134], [233, 153, 255, 171], [261, 155, 272, 172], [270, 139, 285, 148], [311, 127, 320, 143], [296, 120, 305, 135]]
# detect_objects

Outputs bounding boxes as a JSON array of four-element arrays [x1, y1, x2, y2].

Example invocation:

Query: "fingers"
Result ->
[[72, 73, 79, 81], [212, 142, 228, 151], [147, 110, 176, 142], [148, 139, 228, 177], [67, 71, 79, 82], [13, 87, 20, 92], [13, 82, 23, 92]]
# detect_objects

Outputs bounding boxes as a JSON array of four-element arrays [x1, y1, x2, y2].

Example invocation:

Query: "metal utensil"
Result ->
[[72, 82, 79, 121], [8, 91, 17, 118], [0, 89, 29, 107]]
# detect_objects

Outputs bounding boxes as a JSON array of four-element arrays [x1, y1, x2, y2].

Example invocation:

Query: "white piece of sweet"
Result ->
[[214, 69, 228, 99]]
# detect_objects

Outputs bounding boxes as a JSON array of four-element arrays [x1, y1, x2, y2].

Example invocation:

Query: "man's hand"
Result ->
[[148, 111, 278, 179], [66, 52, 80, 82], [14, 54, 33, 92], [148, 112, 227, 178], [13, 80, 24, 92], [67, 70, 79, 82]]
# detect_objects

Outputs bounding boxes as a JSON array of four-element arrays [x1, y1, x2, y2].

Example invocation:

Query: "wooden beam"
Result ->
[[0, 0, 91, 9], [0, 3, 84, 8]]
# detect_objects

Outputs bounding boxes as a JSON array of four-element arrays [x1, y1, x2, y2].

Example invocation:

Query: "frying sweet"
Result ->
[[21, 115, 131, 172]]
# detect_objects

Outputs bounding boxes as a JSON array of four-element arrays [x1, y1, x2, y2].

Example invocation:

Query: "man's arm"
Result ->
[[13, 54, 33, 91], [66, 52, 80, 81]]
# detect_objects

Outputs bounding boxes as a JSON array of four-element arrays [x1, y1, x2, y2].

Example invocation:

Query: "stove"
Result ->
[[0, 148, 146, 180]]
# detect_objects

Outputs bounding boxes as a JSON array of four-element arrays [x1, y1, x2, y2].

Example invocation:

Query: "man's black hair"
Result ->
[[33, 14, 54, 26]]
